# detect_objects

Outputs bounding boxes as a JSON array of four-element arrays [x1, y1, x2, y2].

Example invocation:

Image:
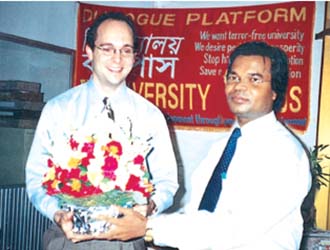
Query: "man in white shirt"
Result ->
[[96, 41, 312, 250]]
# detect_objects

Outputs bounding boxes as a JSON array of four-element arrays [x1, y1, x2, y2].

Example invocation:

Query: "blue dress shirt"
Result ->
[[25, 79, 179, 221]]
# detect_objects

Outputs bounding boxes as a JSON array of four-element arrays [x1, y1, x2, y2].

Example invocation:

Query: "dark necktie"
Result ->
[[198, 128, 241, 212], [103, 97, 115, 121]]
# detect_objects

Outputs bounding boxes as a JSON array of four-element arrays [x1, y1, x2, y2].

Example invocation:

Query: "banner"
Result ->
[[74, 2, 315, 132]]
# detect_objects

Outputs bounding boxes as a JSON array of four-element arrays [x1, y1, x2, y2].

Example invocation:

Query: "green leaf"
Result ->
[[310, 144, 330, 190], [55, 189, 145, 208]]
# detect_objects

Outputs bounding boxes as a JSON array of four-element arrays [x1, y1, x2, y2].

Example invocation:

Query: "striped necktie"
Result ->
[[103, 97, 115, 121], [198, 128, 241, 212]]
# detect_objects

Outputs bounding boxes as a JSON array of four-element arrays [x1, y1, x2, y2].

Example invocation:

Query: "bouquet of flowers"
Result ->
[[42, 118, 154, 234]]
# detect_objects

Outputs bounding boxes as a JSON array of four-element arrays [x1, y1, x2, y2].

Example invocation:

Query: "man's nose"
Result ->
[[112, 49, 122, 61]]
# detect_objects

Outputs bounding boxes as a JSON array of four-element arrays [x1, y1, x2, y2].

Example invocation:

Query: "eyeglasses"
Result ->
[[225, 73, 271, 86], [95, 44, 135, 57]]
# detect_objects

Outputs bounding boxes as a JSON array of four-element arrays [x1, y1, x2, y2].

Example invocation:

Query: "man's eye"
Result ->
[[102, 47, 114, 53], [251, 77, 263, 84], [122, 48, 134, 54], [227, 75, 238, 82]]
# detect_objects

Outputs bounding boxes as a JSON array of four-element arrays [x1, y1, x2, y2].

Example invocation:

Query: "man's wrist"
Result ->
[[147, 199, 158, 216]]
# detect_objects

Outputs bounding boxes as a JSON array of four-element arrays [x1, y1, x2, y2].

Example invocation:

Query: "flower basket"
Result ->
[[42, 118, 154, 234]]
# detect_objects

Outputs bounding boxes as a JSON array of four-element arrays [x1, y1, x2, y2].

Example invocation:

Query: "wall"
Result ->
[[0, 1, 326, 209], [0, 1, 77, 49]]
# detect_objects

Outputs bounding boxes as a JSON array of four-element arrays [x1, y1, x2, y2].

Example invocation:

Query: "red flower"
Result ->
[[104, 141, 122, 156], [82, 141, 95, 155], [102, 156, 118, 180], [69, 136, 79, 150], [133, 155, 144, 165], [60, 182, 77, 196], [43, 131, 154, 205], [68, 168, 81, 179], [80, 172, 88, 182], [56, 168, 69, 183], [81, 153, 95, 167], [80, 184, 102, 197], [47, 158, 55, 168], [43, 179, 60, 195], [126, 174, 149, 197]]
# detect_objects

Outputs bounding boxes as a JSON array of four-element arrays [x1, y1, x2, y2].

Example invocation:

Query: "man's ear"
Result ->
[[86, 45, 93, 61], [272, 90, 277, 102]]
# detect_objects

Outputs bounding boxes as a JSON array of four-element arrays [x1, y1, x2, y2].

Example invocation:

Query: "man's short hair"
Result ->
[[86, 12, 138, 51]]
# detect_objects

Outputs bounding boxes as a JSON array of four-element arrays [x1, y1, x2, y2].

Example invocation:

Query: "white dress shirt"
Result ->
[[25, 79, 179, 221], [150, 112, 311, 250]]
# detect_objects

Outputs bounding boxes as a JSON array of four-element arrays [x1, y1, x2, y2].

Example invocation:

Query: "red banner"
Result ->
[[74, 2, 315, 132]]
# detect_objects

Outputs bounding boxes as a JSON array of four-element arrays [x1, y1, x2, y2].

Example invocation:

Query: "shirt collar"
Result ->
[[86, 78, 129, 106], [232, 111, 277, 137]]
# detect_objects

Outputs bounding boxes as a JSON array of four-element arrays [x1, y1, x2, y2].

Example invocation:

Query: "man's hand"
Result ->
[[53, 210, 95, 243], [95, 206, 147, 241], [53, 205, 149, 243]]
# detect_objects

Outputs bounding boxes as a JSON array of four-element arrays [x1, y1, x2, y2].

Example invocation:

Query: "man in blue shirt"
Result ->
[[26, 12, 178, 250]]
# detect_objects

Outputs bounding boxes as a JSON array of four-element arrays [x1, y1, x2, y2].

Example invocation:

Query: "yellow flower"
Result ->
[[101, 141, 122, 157], [51, 179, 60, 189], [71, 179, 81, 192], [68, 157, 80, 168], [146, 184, 154, 193], [109, 145, 120, 155]]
